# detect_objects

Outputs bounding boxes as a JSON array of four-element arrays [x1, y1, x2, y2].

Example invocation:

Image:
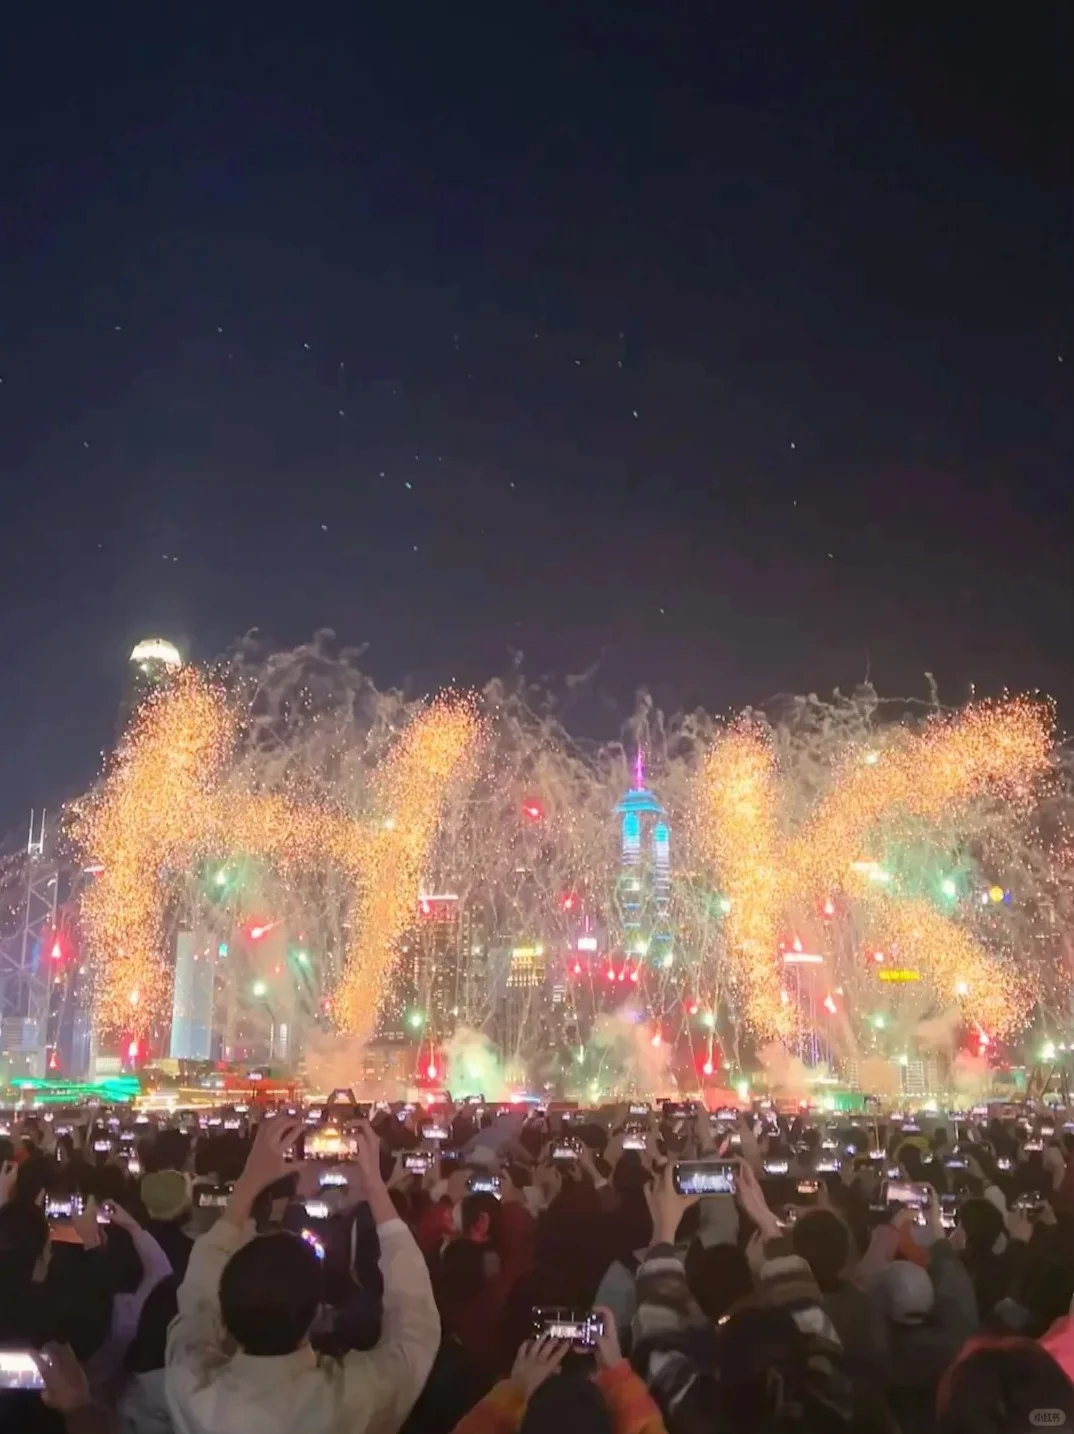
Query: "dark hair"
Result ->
[[460, 1192, 503, 1245], [144, 1128, 190, 1175], [519, 1370, 614, 1434], [791, 1209, 852, 1293], [437, 1237, 486, 1307], [219, 1231, 323, 1356], [0, 1201, 49, 1283], [958, 1197, 1005, 1256], [937, 1336, 1074, 1434], [685, 1240, 753, 1322]]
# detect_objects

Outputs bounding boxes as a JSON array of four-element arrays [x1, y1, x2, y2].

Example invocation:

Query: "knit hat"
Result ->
[[873, 1260, 935, 1324], [140, 1169, 190, 1222]]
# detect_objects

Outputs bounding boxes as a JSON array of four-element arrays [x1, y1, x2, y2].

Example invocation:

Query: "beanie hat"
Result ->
[[140, 1169, 190, 1222], [873, 1260, 935, 1324]]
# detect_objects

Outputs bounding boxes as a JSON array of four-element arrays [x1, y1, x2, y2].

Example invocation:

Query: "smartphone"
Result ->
[[134, 1114, 150, 1125], [815, 1160, 840, 1174], [622, 1135, 646, 1151], [944, 1157, 968, 1171], [127, 1158, 142, 1178], [45, 1194, 84, 1221], [940, 1193, 959, 1230], [531, 1307, 604, 1349], [629, 1103, 649, 1117], [93, 1139, 112, 1153], [194, 1184, 234, 1209], [672, 1160, 736, 1196], [796, 1179, 820, 1203], [0, 1350, 45, 1390], [1013, 1193, 1047, 1218], [552, 1142, 578, 1161], [997, 1156, 1013, 1171], [303, 1199, 331, 1220], [714, 1108, 738, 1122], [223, 1118, 241, 1130], [300, 1229, 326, 1260], [404, 1153, 433, 1174], [467, 1174, 503, 1197], [319, 1170, 348, 1189], [868, 1151, 885, 1163], [422, 1124, 448, 1142], [763, 1159, 789, 1176], [119, 1131, 135, 1145], [54, 1126, 71, 1137], [1025, 1140, 1044, 1153], [882, 1180, 931, 1209]]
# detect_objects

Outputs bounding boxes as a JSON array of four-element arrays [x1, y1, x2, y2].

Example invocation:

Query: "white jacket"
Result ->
[[164, 1216, 439, 1434]]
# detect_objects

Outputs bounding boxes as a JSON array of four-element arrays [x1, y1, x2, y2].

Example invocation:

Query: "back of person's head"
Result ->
[[1015, 1256, 1074, 1336], [959, 1196, 1006, 1257], [791, 1209, 851, 1294], [461, 1191, 503, 1245], [437, 1237, 486, 1307], [519, 1368, 614, 1434], [0, 1201, 49, 1284], [218, 1231, 323, 1356], [938, 1336, 1074, 1434], [715, 1304, 854, 1433], [685, 1240, 753, 1322], [144, 1127, 189, 1175]]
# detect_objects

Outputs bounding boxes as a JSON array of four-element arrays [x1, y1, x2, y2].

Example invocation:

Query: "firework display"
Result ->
[[64, 638, 1074, 1097]]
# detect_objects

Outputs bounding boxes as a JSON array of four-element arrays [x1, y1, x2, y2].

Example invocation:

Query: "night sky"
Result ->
[[0, 4, 1070, 833]]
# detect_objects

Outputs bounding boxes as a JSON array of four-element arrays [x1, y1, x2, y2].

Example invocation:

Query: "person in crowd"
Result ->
[[936, 1335, 1074, 1434], [790, 1207, 890, 1385], [139, 1172, 194, 1282], [451, 1313, 666, 1434], [164, 1115, 440, 1434]]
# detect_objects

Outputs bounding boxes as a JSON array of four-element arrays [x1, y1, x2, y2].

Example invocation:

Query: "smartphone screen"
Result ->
[[763, 1159, 789, 1175], [0, 1351, 45, 1390], [467, 1174, 503, 1197], [622, 1135, 646, 1151], [531, 1307, 604, 1348], [303, 1199, 331, 1219], [672, 1160, 736, 1196], [404, 1153, 432, 1173], [552, 1143, 578, 1161]]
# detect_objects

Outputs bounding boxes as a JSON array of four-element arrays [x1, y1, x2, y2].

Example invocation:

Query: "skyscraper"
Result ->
[[613, 751, 673, 970], [118, 637, 182, 736]]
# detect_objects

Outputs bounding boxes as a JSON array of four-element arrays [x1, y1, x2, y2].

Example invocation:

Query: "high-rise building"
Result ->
[[169, 926, 216, 1061], [381, 894, 489, 1053], [500, 942, 551, 1068], [118, 637, 182, 736], [613, 751, 673, 970]]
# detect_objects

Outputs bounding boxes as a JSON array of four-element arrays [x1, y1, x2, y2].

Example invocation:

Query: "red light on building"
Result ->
[[606, 967, 616, 982], [522, 800, 543, 821], [560, 893, 576, 911], [572, 962, 582, 975], [702, 1060, 714, 1076], [49, 939, 63, 961], [629, 969, 639, 983], [426, 1063, 438, 1080]]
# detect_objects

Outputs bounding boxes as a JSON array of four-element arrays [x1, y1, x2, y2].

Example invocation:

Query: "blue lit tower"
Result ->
[[613, 751, 673, 969]]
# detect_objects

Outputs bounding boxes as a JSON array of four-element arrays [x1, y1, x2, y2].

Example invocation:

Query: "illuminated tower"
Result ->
[[614, 751, 673, 969], [118, 637, 182, 736]]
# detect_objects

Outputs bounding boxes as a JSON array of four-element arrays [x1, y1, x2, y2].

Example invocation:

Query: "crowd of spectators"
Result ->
[[2, 1094, 1074, 1434]]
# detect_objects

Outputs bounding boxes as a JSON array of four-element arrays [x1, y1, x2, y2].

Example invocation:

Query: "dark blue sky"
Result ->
[[0, 3, 1070, 831]]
